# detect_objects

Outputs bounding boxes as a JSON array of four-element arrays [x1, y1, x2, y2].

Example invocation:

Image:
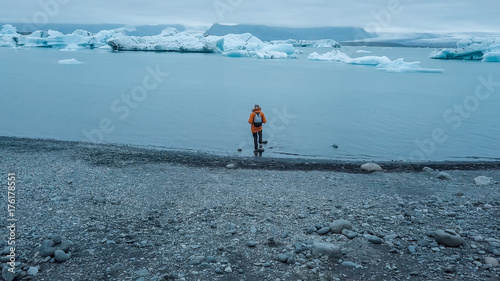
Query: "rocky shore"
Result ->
[[0, 137, 499, 281]]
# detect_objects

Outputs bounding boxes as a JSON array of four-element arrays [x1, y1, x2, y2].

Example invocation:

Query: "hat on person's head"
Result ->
[[253, 104, 261, 110]]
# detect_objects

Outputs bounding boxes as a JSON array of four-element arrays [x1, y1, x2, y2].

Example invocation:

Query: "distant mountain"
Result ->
[[205, 23, 374, 41], [1, 23, 185, 36]]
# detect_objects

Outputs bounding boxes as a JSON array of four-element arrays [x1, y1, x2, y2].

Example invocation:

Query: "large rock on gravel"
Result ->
[[485, 257, 499, 267], [317, 227, 330, 235], [39, 236, 72, 258], [474, 176, 491, 186], [109, 263, 125, 278], [361, 163, 383, 172], [437, 172, 453, 180], [27, 266, 39, 276], [330, 220, 352, 234], [311, 242, 342, 259], [54, 250, 70, 262], [432, 229, 464, 247], [2, 263, 25, 281], [367, 235, 383, 244], [423, 167, 434, 173]]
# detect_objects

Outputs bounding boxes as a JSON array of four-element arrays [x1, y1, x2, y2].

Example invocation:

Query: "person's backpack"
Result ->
[[253, 113, 262, 127]]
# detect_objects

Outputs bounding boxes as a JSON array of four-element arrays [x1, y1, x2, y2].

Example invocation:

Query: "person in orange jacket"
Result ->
[[248, 104, 267, 152]]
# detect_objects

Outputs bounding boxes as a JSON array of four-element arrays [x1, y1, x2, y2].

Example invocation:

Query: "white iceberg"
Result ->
[[309, 50, 443, 73], [58, 58, 84, 64], [350, 55, 392, 65], [217, 33, 264, 52], [0, 24, 19, 47], [356, 50, 372, 54], [107, 28, 219, 52], [10, 28, 116, 49], [0, 24, 297, 59], [308, 50, 352, 62], [482, 52, 500, 62], [377, 58, 444, 73], [430, 36, 500, 62]]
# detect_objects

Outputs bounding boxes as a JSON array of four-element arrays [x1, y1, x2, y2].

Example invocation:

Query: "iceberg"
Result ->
[[107, 30, 297, 58], [0, 24, 297, 59], [0, 24, 19, 47], [13, 28, 116, 49], [377, 58, 444, 73], [308, 50, 352, 63], [58, 58, 84, 64], [309, 50, 443, 73], [217, 33, 297, 59], [430, 36, 500, 62], [107, 28, 219, 52], [482, 52, 500, 62]]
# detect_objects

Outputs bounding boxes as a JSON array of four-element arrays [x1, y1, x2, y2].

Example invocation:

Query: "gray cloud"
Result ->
[[1, 0, 499, 32]]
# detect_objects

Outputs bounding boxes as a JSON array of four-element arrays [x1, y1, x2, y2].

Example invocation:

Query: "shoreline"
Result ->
[[1, 136, 499, 173]]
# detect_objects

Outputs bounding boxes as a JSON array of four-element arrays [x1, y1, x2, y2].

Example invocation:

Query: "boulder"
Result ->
[[423, 167, 434, 173], [437, 172, 453, 180], [485, 257, 499, 267], [54, 250, 70, 262], [474, 176, 491, 186], [311, 242, 342, 259], [361, 163, 383, 172], [433, 229, 464, 247], [39, 238, 72, 258], [330, 220, 352, 234]]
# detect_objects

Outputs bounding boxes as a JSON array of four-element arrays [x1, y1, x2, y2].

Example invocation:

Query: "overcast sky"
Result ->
[[2, 0, 500, 33]]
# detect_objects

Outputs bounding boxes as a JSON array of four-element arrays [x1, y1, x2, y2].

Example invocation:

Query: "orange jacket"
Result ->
[[248, 109, 267, 133]]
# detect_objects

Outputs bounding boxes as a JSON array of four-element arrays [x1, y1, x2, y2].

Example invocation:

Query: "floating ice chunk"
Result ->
[[1, 24, 17, 35], [310, 50, 443, 73], [107, 28, 219, 52], [261, 44, 295, 55], [59, 44, 81, 51], [255, 50, 289, 59], [58, 58, 83, 64], [222, 50, 251, 57], [356, 50, 372, 54], [350, 55, 391, 65], [217, 34, 296, 58], [308, 50, 352, 62], [482, 52, 500, 62], [430, 36, 500, 61], [377, 58, 444, 73], [0, 24, 19, 47], [218, 33, 264, 52]]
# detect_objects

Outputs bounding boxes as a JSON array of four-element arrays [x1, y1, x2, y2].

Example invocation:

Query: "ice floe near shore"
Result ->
[[309, 50, 443, 73], [430, 37, 500, 62]]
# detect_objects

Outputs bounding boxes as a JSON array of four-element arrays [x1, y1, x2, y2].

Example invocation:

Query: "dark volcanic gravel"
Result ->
[[0, 137, 499, 281]]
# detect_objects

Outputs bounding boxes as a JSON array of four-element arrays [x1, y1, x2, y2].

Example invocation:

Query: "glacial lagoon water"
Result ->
[[1, 46, 499, 161]]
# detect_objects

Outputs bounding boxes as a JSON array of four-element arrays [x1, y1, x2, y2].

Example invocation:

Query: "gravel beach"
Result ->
[[0, 137, 499, 281]]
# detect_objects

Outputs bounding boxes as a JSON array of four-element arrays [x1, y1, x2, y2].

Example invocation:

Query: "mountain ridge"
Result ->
[[205, 23, 374, 41]]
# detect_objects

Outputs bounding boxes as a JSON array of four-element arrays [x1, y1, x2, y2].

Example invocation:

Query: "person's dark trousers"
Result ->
[[253, 131, 262, 150]]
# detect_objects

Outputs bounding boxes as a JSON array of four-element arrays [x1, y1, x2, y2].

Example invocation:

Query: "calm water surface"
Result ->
[[1, 46, 499, 161]]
